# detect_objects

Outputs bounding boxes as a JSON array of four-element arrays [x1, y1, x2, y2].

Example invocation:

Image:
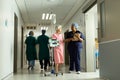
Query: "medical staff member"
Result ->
[[65, 23, 85, 74], [37, 30, 50, 71], [25, 31, 37, 70]]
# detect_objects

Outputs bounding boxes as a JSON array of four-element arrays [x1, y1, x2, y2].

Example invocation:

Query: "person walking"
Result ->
[[52, 25, 64, 75], [65, 23, 85, 74], [25, 31, 37, 70], [37, 30, 50, 71]]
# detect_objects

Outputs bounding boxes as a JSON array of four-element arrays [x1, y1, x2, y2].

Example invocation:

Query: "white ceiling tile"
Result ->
[[16, 0, 84, 25]]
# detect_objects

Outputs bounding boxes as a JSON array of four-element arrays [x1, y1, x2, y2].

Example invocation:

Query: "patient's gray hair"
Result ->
[[55, 25, 62, 30]]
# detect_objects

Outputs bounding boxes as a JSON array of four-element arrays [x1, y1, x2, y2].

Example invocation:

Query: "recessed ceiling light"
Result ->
[[42, 13, 56, 20], [49, 14, 53, 20], [42, 13, 45, 20], [47, 0, 55, 2], [46, 14, 49, 20]]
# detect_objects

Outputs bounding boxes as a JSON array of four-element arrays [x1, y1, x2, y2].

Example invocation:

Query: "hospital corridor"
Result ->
[[1, 0, 120, 80], [3, 61, 101, 80]]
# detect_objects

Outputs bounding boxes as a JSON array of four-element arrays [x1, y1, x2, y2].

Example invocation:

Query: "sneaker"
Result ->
[[76, 71, 81, 74], [41, 68, 44, 71], [68, 70, 72, 73], [28, 66, 31, 70], [31, 67, 34, 70], [44, 69, 47, 72]]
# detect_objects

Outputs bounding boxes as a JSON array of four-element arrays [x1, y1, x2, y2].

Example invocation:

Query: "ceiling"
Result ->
[[15, 0, 85, 26]]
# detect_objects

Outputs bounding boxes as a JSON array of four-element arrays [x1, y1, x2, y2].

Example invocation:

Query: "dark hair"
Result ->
[[42, 30, 46, 35], [29, 31, 34, 36]]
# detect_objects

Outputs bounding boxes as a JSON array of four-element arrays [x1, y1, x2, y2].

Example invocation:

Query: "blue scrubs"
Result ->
[[67, 30, 85, 71]]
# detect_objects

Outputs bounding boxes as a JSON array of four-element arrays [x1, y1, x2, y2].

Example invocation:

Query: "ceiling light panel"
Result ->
[[42, 13, 45, 20], [46, 13, 49, 20]]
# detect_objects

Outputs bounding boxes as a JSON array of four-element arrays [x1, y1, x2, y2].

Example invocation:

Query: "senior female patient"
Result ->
[[52, 25, 64, 75]]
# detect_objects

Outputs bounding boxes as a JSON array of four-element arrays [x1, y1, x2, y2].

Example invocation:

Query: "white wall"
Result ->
[[23, 25, 55, 40], [0, 0, 24, 79], [12, 0, 24, 70]]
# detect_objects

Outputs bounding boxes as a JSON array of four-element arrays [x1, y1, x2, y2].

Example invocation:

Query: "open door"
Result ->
[[85, 4, 98, 72], [82, 0, 98, 72], [21, 27, 24, 69]]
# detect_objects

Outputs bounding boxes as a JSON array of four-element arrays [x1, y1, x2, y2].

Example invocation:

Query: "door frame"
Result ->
[[21, 27, 24, 69], [82, 0, 97, 72], [13, 13, 18, 73]]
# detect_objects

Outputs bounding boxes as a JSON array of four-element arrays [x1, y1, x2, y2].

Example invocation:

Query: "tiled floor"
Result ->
[[3, 61, 104, 80]]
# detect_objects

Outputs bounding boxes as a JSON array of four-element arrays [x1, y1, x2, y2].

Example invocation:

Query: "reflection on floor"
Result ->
[[3, 61, 103, 80]]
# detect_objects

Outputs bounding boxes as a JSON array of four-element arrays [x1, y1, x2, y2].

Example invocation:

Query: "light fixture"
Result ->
[[47, 0, 55, 2], [43, 26, 46, 30], [49, 14, 53, 20], [46, 13, 49, 20], [41, 26, 49, 31], [52, 14, 56, 24], [42, 13, 55, 20], [46, 27, 48, 30], [41, 27, 43, 30], [42, 13, 45, 20]]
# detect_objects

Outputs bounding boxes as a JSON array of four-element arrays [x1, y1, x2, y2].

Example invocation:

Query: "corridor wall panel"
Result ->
[[98, 0, 120, 79], [0, 0, 24, 79]]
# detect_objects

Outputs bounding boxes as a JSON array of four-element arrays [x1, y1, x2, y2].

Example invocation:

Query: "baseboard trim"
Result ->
[[1, 72, 13, 80]]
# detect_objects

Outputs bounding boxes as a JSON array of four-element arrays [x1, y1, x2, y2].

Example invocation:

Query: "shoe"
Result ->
[[28, 66, 31, 70], [41, 68, 44, 71], [31, 67, 34, 70], [51, 69, 55, 74], [44, 69, 47, 72], [68, 70, 72, 73], [76, 71, 81, 74], [55, 73, 58, 76]]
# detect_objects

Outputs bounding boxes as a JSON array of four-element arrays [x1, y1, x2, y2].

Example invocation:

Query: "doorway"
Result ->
[[85, 4, 99, 72], [13, 13, 18, 73], [21, 27, 24, 69]]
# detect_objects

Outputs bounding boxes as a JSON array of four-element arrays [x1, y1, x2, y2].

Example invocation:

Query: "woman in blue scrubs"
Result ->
[[65, 23, 85, 74]]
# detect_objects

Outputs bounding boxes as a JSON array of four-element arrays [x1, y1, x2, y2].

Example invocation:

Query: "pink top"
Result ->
[[52, 33, 64, 64]]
